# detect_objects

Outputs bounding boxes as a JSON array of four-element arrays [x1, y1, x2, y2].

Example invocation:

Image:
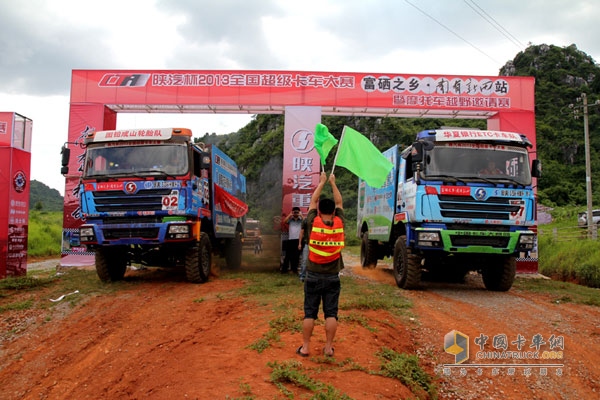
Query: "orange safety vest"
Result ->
[[308, 216, 345, 264]]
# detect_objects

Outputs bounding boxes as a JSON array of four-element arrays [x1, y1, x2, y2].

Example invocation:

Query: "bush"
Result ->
[[538, 206, 600, 288], [27, 211, 62, 258], [578, 263, 600, 288]]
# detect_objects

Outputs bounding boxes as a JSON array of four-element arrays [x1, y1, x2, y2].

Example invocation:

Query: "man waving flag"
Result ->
[[333, 126, 393, 188]]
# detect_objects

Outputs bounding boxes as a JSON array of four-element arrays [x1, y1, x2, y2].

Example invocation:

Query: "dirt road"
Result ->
[[351, 262, 600, 399], [1, 253, 599, 399]]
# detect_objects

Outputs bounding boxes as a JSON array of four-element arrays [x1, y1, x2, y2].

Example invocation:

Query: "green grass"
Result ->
[[376, 347, 438, 400], [27, 210, 63, 258], [0, 268, 123, 316], [513, 277, 600, 306], [0, 275, 54, 291], [268, 360, 354, 399], [538, 206, 600, 288], [0, 299, 34, 313], [340, 279, 412, 314]]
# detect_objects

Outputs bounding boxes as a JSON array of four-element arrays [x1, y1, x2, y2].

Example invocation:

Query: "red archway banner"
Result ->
[[70, 70, 534, 115]]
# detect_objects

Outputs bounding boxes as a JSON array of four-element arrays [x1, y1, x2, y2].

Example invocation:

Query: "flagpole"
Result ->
[[331, 126, 347, 175]]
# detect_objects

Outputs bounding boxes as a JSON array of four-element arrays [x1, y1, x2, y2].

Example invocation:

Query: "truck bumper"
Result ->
[[79, 222, 195, 246], [414, 228, 535, 254]]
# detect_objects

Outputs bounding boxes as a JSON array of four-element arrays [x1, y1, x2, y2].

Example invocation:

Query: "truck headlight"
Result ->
[[517, 233, 535, 250], [417, 231, 441, 247], [168, 225, 189, 234], [79, 226, 96, 243], [80, 227, 94, 237], [167, 224, 190, 239]]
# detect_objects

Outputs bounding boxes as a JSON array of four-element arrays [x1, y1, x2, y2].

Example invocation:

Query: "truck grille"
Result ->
[[449, 235, 510, 248], [92, 189, 172, 212], [103, 227, 160, 240], [438, 195, 521, 221]]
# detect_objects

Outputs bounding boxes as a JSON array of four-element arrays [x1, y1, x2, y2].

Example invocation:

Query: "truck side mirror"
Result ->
[[200, 152, 211, 169], [531, 159, 542, 178], [61, 146, 70, 175], [411, 142, 423, 163], [410, 141, 434, 164]]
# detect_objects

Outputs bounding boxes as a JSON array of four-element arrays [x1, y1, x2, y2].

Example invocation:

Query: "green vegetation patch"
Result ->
[[340, 277, 412, 315], [538, 206, 600, 289], [268, 360, 353, 400], [27, 210, 63, 258], [376, 347, 437, 400], [0, 275, 55, 291], [0, 299, 34, 313], [514, 277, 600, 307]]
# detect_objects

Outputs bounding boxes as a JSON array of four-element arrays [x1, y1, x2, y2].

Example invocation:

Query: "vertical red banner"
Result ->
[[61, 104, 116, 267], [0, 112, 32, 279], [281, 107, 322, 215]]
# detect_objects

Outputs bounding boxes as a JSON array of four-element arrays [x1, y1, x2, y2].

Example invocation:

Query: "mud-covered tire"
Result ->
[[225, 230, 243, 269], [481, 256, 516, 292], [185, 233, 212, 283], [95, 247, 128, 282], [360, 231, 378, 268], [393, 235, 422, 289]]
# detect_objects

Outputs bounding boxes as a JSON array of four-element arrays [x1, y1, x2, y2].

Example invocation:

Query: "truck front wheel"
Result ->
[[481, 256, 516, 291], [360, 231, 378, 268], [95, 246, 128, 282], [185, 233, 212, 283], [393, 235, 422, 289]]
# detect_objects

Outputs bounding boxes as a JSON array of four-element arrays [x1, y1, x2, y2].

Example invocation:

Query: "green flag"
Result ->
[[334, 126, 393, 188], [313, 123, 338, 165]]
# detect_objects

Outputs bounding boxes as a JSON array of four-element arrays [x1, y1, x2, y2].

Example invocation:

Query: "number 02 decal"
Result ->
[[162, 190, 179, 210]]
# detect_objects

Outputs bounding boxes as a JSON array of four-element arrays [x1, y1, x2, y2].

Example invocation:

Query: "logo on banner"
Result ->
[[291, 129, 313, 153], [98, 73, 150, 87], [13, 171, 27, 193]]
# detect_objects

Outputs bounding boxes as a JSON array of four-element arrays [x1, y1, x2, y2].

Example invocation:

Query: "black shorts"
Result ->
[[303, 271, 341, 320]]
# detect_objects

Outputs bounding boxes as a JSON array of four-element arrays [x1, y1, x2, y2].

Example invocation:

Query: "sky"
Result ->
[[1, 0, 599, 195]]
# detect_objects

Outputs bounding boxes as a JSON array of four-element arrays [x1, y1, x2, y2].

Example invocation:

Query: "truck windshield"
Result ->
[[83, 144, 188, 178], [423, 143, 532, 186]]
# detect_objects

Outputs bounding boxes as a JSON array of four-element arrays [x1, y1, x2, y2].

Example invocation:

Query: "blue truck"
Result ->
[[357, 128, 541, 291], [67, 127, 247, 283]]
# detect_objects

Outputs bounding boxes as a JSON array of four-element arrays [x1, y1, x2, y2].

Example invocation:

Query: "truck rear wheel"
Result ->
[[95, 246, 128, 282], [360, 231, 378, 268], [481, 256, 516, 291], [225, 230, 243, 269], [393, 235, 421, 289], [185, 233, 212, 283]]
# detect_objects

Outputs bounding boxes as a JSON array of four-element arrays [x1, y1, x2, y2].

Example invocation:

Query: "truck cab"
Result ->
[[64, 127, 247, 283], [358, 128, 541, 291]]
